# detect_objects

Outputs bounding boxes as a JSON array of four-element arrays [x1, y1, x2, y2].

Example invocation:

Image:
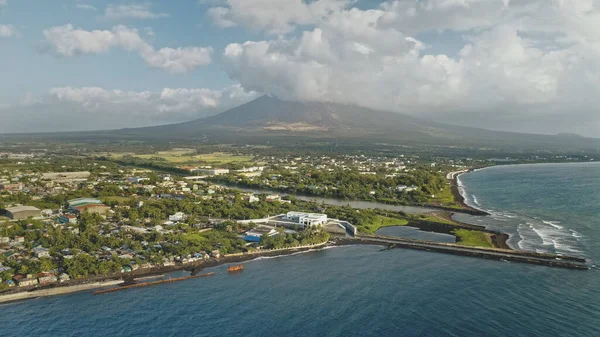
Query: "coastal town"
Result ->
[[0, 148, 590, 300], [0, 148, 469, 291]]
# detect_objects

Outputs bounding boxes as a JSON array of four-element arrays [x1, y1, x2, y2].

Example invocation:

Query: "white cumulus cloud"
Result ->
[[43, 24, 212, 73], [208, 0, 351, 35], [75, 4, 97, 11], [104, 3, 169, 20], [0, 24, 18, 38], [141, 46, 214, 74], [216, 0, 600, 135], [0, 85, 259, 133]]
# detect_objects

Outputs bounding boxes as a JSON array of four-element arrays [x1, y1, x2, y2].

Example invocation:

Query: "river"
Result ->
[[1, 163, 598, 336], [221, 185, 436, 214]]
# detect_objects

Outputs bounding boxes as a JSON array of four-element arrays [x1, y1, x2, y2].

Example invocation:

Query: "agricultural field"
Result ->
[[104, 150, 255, 166]]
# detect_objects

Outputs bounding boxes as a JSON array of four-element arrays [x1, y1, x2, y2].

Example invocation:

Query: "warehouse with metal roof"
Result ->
[[4, 205, 41, 220]]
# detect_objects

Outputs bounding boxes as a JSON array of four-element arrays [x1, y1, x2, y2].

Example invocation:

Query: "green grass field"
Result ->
[[428, 186, 461, 208], [412, 214, 457, 225], [452, 229, 493, 248], [359, 216, 409, 234], [105, 150, 255, 166]]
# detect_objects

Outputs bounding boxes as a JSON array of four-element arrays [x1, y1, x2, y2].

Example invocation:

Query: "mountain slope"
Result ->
[[163, 95, 458, 137], [120, 95, 600, 150]]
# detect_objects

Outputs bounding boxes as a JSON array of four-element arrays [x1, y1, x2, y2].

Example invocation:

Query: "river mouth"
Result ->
[[376, 226, 457, 243]]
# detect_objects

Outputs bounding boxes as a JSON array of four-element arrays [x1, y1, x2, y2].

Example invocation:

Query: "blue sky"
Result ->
[[1, 0, 599, 136], [0, 1, 244, 96]]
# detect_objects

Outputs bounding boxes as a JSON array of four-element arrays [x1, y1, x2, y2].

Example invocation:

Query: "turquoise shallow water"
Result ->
[[1, 163, 599, 337]]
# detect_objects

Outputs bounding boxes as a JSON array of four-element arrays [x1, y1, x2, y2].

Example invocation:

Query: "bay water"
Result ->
[[1, 163, 599, 337]]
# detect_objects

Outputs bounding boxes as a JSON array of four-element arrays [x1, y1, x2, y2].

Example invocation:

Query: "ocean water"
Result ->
[[1, 163, 599, 337], [455, 162, 599, 260]]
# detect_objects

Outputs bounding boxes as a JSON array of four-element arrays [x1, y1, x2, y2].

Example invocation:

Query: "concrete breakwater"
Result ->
[[0, 280, 124, 304], [343, 235, 588, 270], [364, 234, 586, 262], [94, 273, 215, 295]]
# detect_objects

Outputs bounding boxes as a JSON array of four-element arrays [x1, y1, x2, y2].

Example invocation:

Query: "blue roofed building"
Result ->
[[243, 226, 277, 242]]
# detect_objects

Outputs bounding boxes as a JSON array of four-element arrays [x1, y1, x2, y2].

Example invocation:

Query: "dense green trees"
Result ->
[[214, 167, 447, 205], [260, 228, 330, 249]]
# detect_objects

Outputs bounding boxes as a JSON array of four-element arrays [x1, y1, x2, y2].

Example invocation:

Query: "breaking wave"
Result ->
[[570, 230, 583, 238], [245, 246, 341, 262], [488, 211, 583, 256], [451, 167, 587, 257], [542, 220, 564, 229], [471, 195, 480, 207]]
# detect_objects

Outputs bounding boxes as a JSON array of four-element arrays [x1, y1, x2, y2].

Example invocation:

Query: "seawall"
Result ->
[[0, 280, 124, 304], [341, 236, 588, 270]]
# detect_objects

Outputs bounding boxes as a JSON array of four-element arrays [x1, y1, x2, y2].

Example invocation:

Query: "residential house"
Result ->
[[265, 194, 281, 202], [38, 273, 57, 285], [58, 273, 71, 283], [168, 212, 187, 222], [13, 274, 38, 287], [33, 247, 50, 258]]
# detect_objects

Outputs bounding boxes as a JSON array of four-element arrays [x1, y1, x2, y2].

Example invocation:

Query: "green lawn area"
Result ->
[[28, 200, 61, 209], [412, 214, 457, 225], [358, 216, 409, 234], [452, 229, 493, 248], [428, 186, 460, 208], [106, 151, 254, 166]]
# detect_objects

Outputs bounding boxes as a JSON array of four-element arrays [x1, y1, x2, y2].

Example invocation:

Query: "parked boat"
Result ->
[[227, 265, 244, 272]]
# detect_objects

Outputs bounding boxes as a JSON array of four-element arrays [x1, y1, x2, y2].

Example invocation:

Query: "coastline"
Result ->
[[449, 168, 489, 215], [0, 280, 124, 304], [448, 168, 511, 249], [5, 163, 585, 305], [0, 242, 332, 305]]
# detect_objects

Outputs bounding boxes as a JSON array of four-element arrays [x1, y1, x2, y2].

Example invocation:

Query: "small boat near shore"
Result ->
[[227, 265, 244, 273]]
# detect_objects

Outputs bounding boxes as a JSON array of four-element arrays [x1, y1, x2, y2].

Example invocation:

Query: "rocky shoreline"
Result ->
[[0, 280, 124, 304], [0, 242, 331, 304]]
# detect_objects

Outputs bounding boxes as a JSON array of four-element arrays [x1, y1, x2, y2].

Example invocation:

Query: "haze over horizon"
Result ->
[[1, 0, 599, 137]]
